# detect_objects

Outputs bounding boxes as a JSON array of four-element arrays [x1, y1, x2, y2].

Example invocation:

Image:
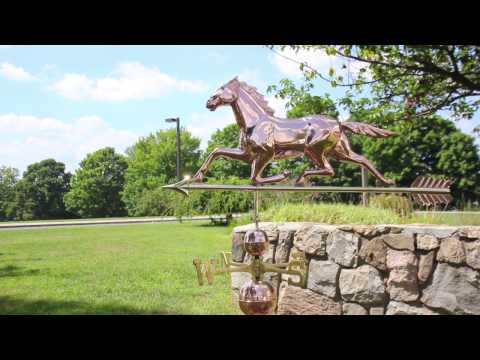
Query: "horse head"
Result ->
[[206, 77, 240, 111]]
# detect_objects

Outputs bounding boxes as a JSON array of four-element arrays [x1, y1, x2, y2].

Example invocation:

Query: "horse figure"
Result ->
[[192, 77, 395, 186]]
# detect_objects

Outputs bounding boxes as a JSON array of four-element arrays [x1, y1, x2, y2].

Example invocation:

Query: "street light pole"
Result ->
[[165, 117, 181, 181]]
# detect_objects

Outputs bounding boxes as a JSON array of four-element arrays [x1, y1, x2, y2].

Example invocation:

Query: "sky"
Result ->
[[0, 45, 478, 174]]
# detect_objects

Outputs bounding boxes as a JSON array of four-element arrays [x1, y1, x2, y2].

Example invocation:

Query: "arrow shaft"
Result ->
[[163, 183, 451, 195]]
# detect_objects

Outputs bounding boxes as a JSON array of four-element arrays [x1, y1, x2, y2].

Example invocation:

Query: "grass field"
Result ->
[[0, 222, 241, 315], [1, 204, 478, 315], [410, 212, 480, 226]]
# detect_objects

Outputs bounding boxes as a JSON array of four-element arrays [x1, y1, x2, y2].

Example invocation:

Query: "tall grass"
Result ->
[[369, 194, 413, 217], [233, 202, 480, 226], [261, 203, 403, 224]]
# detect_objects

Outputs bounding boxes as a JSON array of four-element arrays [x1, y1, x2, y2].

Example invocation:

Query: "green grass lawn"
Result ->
[[0, 222, 241, 315], [410, 212, 480, 226], [1, 204, 477, 315]]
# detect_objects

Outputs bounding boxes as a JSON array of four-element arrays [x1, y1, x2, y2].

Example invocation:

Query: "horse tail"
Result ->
[[341, 121, 395, 138]]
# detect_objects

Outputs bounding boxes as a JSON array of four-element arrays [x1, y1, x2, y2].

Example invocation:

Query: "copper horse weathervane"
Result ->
[[163, 77, 452, 316], [192, 77, 396, 186]]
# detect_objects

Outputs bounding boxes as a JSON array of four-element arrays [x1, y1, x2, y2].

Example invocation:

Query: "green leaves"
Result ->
[[266, 71, 480, 206], [273, 45, 480, 120], [8, 159, 71, 220], [0, 166, 19, 220], [121, 128, 201, 216], [203, 124, 250, 180], [64, 147, 128, 218]]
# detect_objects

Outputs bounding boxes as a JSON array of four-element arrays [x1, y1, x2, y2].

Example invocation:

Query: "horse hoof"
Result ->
[[294, 178, 305, 187], [192, 173, 204, 183]]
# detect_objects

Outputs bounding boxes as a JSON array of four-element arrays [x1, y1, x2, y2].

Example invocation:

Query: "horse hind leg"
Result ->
[[295, 150, 334, 185], [250, 155, 291, 185], [333, 146, 395, 185]]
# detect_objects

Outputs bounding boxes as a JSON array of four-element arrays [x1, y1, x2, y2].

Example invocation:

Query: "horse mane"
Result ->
[[237, 80, 275, 116]]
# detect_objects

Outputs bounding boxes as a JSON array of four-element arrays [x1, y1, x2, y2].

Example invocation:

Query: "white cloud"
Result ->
[[0, 113, 139, 173], [0, 62, 35, 81], [271, 47, 371, 82], [51, 61, 209, 102], [270, 47, 337, 78]]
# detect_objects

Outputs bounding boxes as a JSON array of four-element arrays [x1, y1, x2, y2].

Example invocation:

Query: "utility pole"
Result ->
[[361, 167, 369, 206], [165, 117, 181, 181]]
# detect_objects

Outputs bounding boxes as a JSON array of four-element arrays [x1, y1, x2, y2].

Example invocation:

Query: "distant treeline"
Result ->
[[1, 95, 479, 221]]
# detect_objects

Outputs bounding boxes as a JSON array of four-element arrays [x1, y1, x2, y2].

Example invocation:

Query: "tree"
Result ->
[[64, 147, 128, 218], [122, 128, 201, 216], [268, 80, 480, 206], [202, 123, 250, 180], [270, 45, 480, 130], [0, 166, 19, 220], [267, 79, 339, 119], [353, 114, 480, 205], [10, 159, 71, 220], [265, 89, 362, 200]]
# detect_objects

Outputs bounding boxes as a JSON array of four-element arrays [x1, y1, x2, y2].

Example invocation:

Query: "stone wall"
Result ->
[[231, 222, 480, 315]]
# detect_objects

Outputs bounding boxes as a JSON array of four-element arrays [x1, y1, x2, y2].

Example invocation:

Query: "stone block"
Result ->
[[437, 236, 466, 265], [416, 234, 439, 250], [339, 265, 386, 305], [342, 302, 368, 315], [359, 237, 388, 271], [380, 233, 415, 251], [421, 263, 480, 314], [277, 285, 341, 315], [326, 229, 360, 268], [307, 259, 340, 298], [386, 301, 439, 315]]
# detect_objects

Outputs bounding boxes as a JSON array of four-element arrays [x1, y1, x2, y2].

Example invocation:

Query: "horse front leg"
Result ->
[[192, 147, 250, 182]]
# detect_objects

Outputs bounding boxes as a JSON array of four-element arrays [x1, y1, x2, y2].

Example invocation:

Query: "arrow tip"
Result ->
[[162, 178, 190, 196]]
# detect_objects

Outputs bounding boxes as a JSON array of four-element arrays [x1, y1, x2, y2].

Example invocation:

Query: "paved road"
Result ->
[[0, 214, 242, 230]]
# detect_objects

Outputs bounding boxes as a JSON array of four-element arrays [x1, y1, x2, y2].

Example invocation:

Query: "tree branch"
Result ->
[[266, 46, 380, 87], [338, 47, 480, 92]]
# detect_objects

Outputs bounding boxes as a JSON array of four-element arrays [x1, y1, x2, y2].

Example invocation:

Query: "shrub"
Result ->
[[369, 194, 413, 217]]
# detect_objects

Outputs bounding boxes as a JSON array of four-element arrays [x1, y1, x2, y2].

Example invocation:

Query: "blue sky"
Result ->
[[0, 45, 478, 174]]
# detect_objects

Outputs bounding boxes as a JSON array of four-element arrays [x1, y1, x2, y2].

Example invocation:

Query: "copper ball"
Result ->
[[244, 229, 268, 256], [238, 280, 277, 315]]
